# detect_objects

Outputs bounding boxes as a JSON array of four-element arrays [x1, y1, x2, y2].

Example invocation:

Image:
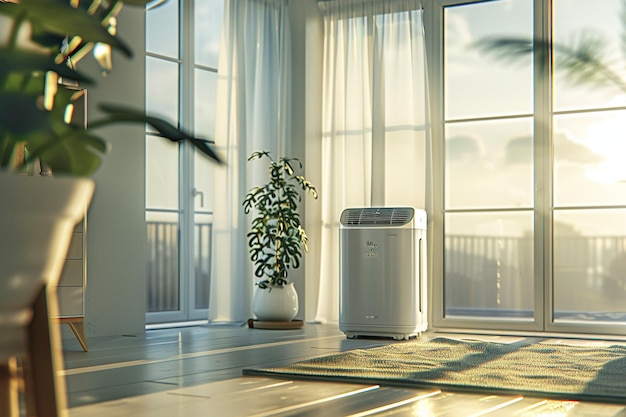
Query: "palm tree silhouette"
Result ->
[[477, 5, 626, 95]]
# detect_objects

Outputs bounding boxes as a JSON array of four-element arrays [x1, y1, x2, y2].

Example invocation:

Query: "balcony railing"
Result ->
[[146, 221, 213, 313], [445, 234, 626, 321], [145, 225, 625, 321]]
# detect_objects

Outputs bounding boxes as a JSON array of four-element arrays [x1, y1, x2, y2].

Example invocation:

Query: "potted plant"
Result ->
[[0, 1, 222, 414], [243, 151, 318, 322]]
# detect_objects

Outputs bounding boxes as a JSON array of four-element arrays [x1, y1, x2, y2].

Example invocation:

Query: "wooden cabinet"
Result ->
[[54, 217, 88, 351]]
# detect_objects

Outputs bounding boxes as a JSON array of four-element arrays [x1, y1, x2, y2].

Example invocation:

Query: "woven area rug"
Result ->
[[243, 337, 626, 403]]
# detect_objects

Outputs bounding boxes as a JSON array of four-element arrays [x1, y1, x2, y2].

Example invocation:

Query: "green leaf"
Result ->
[[24, 126, 107, 176], [30, 28, 66, 49], [98, 103, 224, 165], [0, 2, 133, 57], [248, 150, 271, 162]]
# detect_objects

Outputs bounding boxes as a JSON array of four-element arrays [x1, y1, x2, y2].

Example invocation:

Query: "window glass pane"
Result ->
[[194, 149, 215, 212], [146, 210, 180, 312], [146, 0, 179, 59], [553, 110, 626, 207], [146, 135, 179, 210], [194, 69, 217, 139], [553, 209, 626, 323], [444, 0, 532, 120], [445, 212, 534, 319], [553, 0, 626, 112], [146, 57, 179, 128], [445, 118, 533, 209], [195, 0, 224, 68]]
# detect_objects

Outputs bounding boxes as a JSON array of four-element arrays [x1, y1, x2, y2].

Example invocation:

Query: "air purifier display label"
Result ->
[[365, 241, 379, 257]]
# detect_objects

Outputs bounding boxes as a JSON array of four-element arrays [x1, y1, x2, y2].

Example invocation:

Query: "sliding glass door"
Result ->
[[145, 0, 223, 324], [550, 0, 626, 334], [430, 0, 626, 335]]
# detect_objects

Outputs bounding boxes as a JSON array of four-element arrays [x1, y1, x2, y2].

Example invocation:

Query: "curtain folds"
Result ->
[[209, 0, 292, 323], [209, 0, 430, 324], [313, 0, 430, 323]]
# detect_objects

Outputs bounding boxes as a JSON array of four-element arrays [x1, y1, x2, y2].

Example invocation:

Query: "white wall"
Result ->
[[81, 6, 147, 338]]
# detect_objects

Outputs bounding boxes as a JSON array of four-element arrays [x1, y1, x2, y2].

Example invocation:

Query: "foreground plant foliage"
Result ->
[[0, 0, 222, 175]]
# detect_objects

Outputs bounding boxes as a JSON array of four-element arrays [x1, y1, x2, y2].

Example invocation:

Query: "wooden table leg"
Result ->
[[67, 320, 88, 352], [55, 318, 88, 352], [0, 357, 20, 417]]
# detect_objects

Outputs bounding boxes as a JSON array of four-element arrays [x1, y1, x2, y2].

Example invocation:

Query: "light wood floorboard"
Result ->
[[59, 323, 626, 417]]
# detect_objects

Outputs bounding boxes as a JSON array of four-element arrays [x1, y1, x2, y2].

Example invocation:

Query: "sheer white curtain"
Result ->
[[313, 0, 430, 323], [209, 0, 292, 323]]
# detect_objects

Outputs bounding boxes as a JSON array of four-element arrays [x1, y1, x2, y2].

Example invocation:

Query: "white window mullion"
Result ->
[[532, 0, 553, 332], [426, 0, 446, 331], [179, 0, 196, 319]]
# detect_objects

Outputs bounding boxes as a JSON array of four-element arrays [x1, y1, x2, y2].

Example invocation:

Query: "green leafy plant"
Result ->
[[0, 0, 223, 175], [242, 151, 318, 289]]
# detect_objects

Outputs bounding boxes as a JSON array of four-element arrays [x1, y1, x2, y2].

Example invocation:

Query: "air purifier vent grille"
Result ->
[[340, 207, 414, 226]]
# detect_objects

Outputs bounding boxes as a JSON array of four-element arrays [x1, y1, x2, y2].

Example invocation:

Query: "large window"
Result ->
[[432, 0, 626, 336], [145, 0, 224, 324]]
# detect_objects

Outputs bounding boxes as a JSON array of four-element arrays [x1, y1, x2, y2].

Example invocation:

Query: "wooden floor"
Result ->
[[60, 323, 626, 417]]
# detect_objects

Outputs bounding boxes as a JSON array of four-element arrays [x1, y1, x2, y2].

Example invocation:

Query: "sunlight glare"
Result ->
[[64, 103, 74, 124], [520, 400, 577, 417], [584, 116, 626, 183]]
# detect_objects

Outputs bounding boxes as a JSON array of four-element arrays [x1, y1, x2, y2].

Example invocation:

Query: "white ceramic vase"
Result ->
[[253, 282, 299, 322]]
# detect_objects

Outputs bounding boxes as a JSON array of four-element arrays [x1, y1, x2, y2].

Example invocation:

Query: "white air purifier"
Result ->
[[339, 207, 427, 340]]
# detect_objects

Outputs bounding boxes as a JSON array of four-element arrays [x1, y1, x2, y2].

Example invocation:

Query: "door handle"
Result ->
[[192, 188, 204, 207]]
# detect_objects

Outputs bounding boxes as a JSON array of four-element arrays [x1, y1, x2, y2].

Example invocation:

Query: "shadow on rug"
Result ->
[[243, 337, 626, 403]]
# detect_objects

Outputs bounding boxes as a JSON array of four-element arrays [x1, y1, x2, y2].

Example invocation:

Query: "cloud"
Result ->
[[505, 136, 532, 165], [504, 133, 603, 166], [446, 135, 484, 161], [554, 132, 604, 164]]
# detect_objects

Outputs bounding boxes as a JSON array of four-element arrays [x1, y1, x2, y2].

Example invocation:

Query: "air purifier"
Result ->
[[339, 207, 427, 340]]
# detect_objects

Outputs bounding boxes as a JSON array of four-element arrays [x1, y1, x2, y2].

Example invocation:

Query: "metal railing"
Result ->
[[145, 226, 625, 319], [146, 221, 213, 313], [445, 234, 626, 319]]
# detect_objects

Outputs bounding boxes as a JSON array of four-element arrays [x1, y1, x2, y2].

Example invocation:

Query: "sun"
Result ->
[[583, 115, 626, 184]]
